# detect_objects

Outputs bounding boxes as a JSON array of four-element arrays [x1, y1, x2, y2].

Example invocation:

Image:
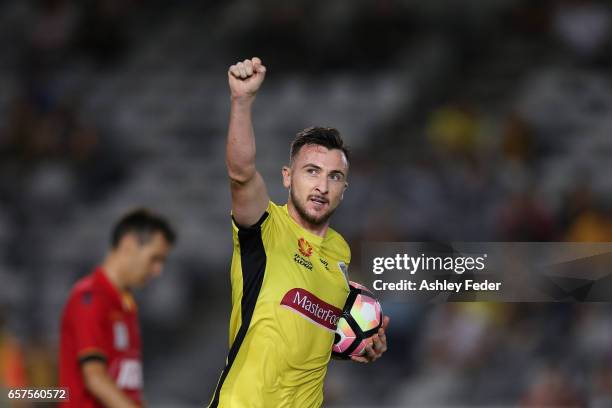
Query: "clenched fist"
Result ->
[[228, 57, 266, 101]]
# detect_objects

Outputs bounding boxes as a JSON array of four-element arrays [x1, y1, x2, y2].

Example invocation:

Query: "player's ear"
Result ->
[[341, 182, 348, 200], [118, 233, 139, 253], [282, 166, 291, 189]]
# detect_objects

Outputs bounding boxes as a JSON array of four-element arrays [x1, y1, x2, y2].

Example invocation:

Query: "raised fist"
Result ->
[[228, 57, 266, 100]]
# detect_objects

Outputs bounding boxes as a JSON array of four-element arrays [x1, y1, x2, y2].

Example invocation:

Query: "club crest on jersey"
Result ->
[[298, 238, 313, 257], [113, 321, 129, 350]]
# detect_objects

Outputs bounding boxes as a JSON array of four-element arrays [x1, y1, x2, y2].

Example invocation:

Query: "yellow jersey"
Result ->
[[209, 201, 351, 408]]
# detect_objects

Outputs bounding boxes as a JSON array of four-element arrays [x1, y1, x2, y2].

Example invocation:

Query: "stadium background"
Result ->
[[1, 0, 612, 406]]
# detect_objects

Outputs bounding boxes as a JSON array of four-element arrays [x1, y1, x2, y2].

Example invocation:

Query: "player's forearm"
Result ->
[[85, 372, 141, 408], [226, 98, 257, 184]]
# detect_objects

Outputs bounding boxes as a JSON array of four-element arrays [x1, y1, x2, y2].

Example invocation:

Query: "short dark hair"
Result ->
[[111, 208, 176, 248], [290, 126, 350, 165]]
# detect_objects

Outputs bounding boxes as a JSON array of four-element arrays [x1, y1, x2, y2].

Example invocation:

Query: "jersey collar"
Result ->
[[94, 267, 137, 312], [281, 204, 327, 246]]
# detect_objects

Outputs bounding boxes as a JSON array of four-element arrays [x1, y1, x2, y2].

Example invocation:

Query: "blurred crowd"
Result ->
[[1, 0, 612, 406]]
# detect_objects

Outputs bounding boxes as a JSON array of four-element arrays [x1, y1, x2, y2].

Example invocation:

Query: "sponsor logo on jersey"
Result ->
[[113, 321, 129, 350], [298, 238, 313, 257], [293, 253, 313, 270], [280, 288, 342, 331], [115, 359, 143, 390], [338, 261, 348, 278], [338, 261, 349, 287], [320, 258, 329, 270]]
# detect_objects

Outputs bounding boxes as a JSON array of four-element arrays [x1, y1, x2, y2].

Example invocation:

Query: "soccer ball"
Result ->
[[332, 281, 383, 359]]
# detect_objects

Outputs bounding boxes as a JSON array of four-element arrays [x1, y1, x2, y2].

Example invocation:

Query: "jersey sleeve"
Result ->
[[344, 241, 351, 266], [231, 201, 279, 243], [70, 290, 111, 364]]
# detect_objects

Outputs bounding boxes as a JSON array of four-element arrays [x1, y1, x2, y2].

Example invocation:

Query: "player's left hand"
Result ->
[[351, 315, 389, 364]]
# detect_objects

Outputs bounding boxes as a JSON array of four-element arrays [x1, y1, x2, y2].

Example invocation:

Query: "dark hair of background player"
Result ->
[[111, 208, 177, 248]]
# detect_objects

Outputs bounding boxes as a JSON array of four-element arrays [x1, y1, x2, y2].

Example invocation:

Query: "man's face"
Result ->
[[283, 144, 348, 226], [121, 232, 172, 288]]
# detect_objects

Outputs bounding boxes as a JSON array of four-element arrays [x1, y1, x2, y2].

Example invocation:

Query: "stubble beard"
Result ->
[[290, 187, 335, 227]]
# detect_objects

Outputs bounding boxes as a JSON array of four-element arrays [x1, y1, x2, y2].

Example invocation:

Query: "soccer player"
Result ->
[[59, 209, 176, 408], [208, 57, 389, 407]]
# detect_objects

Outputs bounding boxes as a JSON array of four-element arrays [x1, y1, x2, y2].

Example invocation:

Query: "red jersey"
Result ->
[[59, 267, 143, 408]]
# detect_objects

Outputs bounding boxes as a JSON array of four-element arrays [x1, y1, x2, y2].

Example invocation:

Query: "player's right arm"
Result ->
[[69, 291, 142, 408], [82, 361, 141, 408], [226, 57, 270, 227]]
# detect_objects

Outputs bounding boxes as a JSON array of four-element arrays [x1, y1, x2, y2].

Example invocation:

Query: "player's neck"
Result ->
[[101, 256, 129, 291], [287, 201, 329, 237]]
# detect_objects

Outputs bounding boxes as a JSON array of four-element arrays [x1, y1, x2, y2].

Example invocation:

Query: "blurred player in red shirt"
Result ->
[[59, 209, 176, 408]]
